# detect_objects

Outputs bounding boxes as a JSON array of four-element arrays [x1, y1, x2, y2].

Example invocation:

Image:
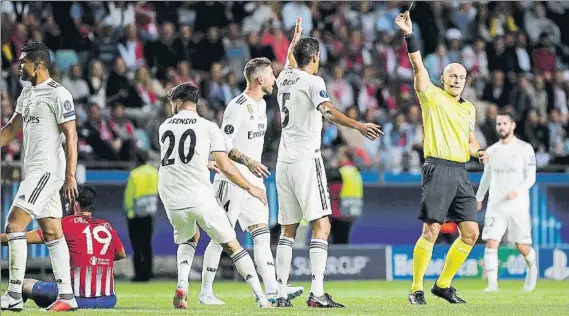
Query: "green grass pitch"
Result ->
[[5, 279, 568, 315]]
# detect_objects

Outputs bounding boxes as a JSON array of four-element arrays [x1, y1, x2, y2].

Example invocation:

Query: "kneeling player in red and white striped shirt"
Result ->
[[1, 184, 125, 310]]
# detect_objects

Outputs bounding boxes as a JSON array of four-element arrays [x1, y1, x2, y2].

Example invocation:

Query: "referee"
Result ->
[[395, 11, 489, 305]]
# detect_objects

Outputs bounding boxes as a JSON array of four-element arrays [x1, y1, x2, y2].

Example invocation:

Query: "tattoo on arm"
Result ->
[[228, 148, 253, 167]]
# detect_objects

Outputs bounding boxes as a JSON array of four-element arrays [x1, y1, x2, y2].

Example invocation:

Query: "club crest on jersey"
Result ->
[[23, 106, 39, 124], [246, 104, 253, 114], [224, 125, 235, 135], [319, 90, 329, 98]]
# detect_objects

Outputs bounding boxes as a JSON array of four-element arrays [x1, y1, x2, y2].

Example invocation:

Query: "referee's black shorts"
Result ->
[[418, 157, 477, 224]]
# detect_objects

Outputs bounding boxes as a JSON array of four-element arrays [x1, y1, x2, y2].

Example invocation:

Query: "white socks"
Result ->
[[230, 248, 264, 300], [46, 237, 74, 298], [7, 233, 27, 299], [251, 227, 278, 295], [276, 236, 294, 299], [524, 247, 536, 267], [484, 248, 499, 288], [309, 239, 328, 297], [177, 242, 197, 290], [201, 240, 223, 295]]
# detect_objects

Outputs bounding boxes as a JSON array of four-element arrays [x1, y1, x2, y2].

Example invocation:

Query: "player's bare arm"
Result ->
[[395, 11, 431, 93], [476, 162, 491, 211], [286, 16, 303, 69], [0, 113, 23, 147], [468, 132, 488, 164], [212, 151, 268, 205], [60, 120, 79, 202], [318, 101, 382, 140], [228, 148, 270, 179], [0, 230, 44, 245], [114, 248, 126, 261]]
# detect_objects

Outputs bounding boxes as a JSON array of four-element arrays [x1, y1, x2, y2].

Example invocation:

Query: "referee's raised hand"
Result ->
[[395, 10, 413, 34], [358, 122, 383, 140]]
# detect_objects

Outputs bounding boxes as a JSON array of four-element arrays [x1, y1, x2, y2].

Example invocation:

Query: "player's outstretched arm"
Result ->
[[285, 16, 303, 69], [212, 151, 268, 205], [228, 148, 270, 179], [395, 11, 431, 92], [0, 230, 44, 246], [318, 102, 383, 140], [1, 113, 22, 147]]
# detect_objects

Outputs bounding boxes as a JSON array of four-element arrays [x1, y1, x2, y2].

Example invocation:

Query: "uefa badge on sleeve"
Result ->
[[63, 100, 75, 119]]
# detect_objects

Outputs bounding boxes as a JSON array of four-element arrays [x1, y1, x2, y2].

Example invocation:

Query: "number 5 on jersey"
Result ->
[[161, 129, 197, 166], [281, 92, 290, 128]]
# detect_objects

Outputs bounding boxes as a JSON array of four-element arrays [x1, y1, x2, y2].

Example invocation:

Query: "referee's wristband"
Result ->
[[404, 32, 420, 53]]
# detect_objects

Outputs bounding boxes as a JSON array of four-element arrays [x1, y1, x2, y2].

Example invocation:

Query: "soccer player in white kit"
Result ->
[[476, 111, 538, 292], [273, 18, 382, 308], [199, 58, 303, 305], [0, 40, 79, 312], [158, 83, 272, 309]]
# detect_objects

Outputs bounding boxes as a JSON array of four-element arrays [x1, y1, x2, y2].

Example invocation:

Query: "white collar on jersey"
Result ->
[[242, 91, 263, 104], [31, 78, 54, 90]]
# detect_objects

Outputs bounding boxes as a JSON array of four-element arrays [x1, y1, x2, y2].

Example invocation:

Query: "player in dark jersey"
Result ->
[[1, 184, 125, 310]]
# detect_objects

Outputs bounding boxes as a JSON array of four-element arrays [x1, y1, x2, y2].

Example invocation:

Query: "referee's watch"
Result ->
[[476, 149, 485, 157]]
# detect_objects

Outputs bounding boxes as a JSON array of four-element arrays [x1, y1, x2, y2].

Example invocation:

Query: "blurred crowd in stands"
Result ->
[[1, 1, 569, 172]]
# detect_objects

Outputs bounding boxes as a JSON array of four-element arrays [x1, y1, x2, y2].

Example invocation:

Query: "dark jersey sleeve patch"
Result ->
[[319, 90, 329, 98], [224, 125, 235, 135]]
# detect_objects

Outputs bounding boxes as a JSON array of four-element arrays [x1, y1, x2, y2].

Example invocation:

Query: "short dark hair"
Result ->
[[293, 37, 320, 68], [496, 110, 514, 121], [243, 57, 272, 82], [77, 184, 98, 213], [167, 83, 200, 104], [135, 149, 149, 165], [21, 40, 51, 66]]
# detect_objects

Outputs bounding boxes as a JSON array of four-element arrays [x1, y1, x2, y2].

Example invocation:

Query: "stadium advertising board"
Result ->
[[391, 245, 484, 280], [233, 246, 387, 282], [286, 246, 387, 281], [538, 246, 569, 280], [497, 247, 530, 280]]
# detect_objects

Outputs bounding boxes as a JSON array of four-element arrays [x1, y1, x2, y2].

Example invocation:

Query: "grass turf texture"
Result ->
[[3, 279, 567, 315]]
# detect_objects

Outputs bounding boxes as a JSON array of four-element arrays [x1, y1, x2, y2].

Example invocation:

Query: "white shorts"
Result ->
[[482, 207, 532, 245], [213, 179, 268, 232], [12, 172, 63, 219], [165, 198, 236, 245], [276, 158, 332, 225]]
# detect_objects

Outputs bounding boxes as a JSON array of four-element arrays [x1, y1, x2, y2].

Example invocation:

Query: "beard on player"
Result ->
[[261, 83, 274, 95], [498, 126, 513, 139], [18, 60, 35, 81]]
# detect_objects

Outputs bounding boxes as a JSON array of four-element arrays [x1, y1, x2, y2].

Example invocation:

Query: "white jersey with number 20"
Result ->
[[158, 110, 226, 210], [276, 67, 331, 163]]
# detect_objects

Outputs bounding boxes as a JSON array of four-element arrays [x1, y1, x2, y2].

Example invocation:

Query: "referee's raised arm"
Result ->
[[395, 11, 430, 93]]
